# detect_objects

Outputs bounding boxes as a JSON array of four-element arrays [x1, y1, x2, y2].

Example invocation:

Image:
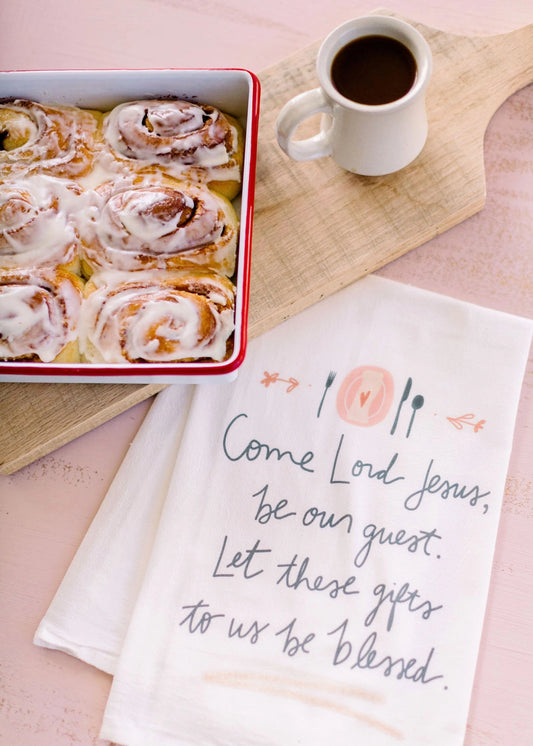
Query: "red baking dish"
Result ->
[[0, 68, 260, 383]]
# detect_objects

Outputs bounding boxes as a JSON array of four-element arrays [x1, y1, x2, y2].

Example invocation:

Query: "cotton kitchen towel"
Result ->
[[34, 384, 194, 675], [93, 274, 532, 746]]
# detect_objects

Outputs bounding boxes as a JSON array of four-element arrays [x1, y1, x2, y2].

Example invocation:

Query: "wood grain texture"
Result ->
[[1, 9, 532, 475], [0, 383, 165, 474]]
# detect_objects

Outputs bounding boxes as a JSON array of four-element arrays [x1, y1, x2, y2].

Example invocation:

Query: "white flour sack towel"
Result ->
[[34, 384, 194, 674], [36, 275, 532, 746]]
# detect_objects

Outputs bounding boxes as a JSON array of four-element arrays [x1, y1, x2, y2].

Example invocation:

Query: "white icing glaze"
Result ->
[[0, 100, 99, 179], [102, 185, 220, 248], [0, 175, 82, 269], [100, 186, 222, 250], [78, 176, 237, 275], [0, 109, 39, 149], [0, 270, 82, 361], [111, 189, 195, 243], [0, 284, 57, 358], [79, 270, 235, 363], [104, 100, 232, 166], [101, 100, 242, 187]]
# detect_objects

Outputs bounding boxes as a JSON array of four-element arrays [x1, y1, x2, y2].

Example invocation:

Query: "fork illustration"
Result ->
[[317, 370, 337, 417]]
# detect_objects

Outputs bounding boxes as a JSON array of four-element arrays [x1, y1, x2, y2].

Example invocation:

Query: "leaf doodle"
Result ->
[[446, 414, 486, 433], [261, 371, 299, 393]]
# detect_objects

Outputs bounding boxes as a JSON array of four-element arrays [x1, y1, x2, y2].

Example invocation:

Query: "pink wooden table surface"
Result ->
[[1, 1, 532, 744]]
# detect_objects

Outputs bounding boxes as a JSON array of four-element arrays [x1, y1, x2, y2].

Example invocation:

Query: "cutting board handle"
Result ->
[[465, 21, 533, 121], [400, 12, 533, 136]]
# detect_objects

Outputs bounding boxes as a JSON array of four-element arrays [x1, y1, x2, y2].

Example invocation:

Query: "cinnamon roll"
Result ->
[[102, 99, 244, 199], [79, 269, 235, 364], [0, 175, 83, 274], [0, 99, 101, 180], [79, 175, 238, 278], [0, 267, 84, 362]]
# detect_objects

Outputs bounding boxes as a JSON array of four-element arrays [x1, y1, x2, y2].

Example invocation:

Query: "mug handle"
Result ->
[[275, 88, 333, 161]]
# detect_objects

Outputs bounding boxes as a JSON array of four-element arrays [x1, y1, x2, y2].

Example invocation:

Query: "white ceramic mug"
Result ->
[[275, 16, 433, 176]]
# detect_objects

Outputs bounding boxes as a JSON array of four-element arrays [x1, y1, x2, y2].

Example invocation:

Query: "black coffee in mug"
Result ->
[[331, 34, 417, 106]]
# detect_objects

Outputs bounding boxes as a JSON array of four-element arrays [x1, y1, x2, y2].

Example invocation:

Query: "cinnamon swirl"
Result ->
[[79, 175, 238, 278], [79, 269, 235, 364], [0, 175, 84, 274], [0, 100, 101, 180], [0, 267, 84, 362], [102, 99, 244, 199]]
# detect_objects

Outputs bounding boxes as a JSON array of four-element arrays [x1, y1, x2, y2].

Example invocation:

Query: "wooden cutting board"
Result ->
[[1, 9, 533, 475]]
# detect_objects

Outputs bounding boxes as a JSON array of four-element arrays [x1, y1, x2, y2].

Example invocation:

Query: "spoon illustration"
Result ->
[[406, 394, 425, 438], [390, 377, 412, 435]]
